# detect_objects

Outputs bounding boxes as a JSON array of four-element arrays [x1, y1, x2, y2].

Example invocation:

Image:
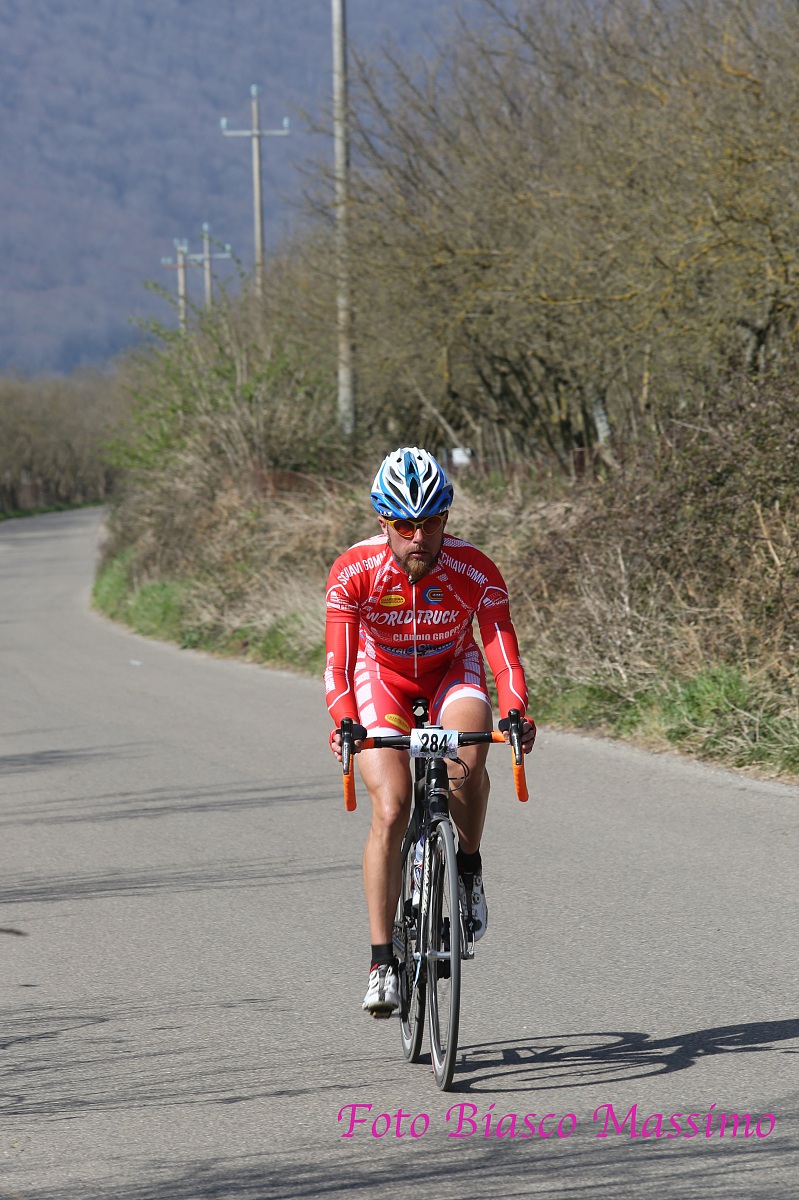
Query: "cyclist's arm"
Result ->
[[473, 566, 527, 712], [324, 562, 362, 728], [474, 566, 533, 747], [480, 614, 529, 715], [324, 607, 360, 727]]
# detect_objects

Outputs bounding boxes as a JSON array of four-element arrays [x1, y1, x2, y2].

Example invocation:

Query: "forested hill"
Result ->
[[0, 0, 472, 374]]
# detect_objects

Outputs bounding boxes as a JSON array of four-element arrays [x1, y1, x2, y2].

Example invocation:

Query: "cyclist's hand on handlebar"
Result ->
[[520, 718, 536, 753], [498, 715, 537, 754], [329, 723, 368, 762]]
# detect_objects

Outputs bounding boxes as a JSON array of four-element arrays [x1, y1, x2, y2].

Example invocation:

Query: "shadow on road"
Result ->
[[0, 775, 336, 829], [2, 1008, 797, 1113], [0, 747, 111, 776], [2, 1005, 797, 1198], [0, 856, 358, 906], [454, 1019, 799, 1092]]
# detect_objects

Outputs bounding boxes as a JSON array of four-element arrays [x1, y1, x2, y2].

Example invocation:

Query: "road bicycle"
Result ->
[[338, 704, 528, 1090]]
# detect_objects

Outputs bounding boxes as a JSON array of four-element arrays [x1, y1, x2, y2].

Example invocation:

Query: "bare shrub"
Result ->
[[107, 282, 357, 582], [0, 369, 123, 512], [485, 367, 799, 716]]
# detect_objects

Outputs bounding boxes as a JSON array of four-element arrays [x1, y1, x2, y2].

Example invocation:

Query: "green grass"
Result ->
[[94, 555, 325, 673], [93, 554, 189, 642], [127, 580, 189, 641], [217, 622, 326, 674], [0, 499, 105, 522], [529, 681, 649, 737], [658, 666, 752, 747], [531, 665, 799, 776], [92, 552, 134, 620]]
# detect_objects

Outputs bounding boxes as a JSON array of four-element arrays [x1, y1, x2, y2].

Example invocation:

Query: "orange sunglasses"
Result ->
[[385, 513, 447, 539]]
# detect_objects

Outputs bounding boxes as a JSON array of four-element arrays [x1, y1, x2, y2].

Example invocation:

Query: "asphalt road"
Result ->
[[1, 509, 798, 1199]]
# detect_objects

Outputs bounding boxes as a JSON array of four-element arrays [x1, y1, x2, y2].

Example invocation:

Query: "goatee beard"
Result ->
[[388, 541, 440, 582], [406, 558, 430, 582], [402, 551, 439, 582]]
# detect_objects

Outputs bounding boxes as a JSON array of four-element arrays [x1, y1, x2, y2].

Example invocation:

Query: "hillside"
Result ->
[[0, 0, 476, 372]]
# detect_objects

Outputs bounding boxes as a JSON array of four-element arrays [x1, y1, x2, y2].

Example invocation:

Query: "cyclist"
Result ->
[[326, 447, 536, 1015]]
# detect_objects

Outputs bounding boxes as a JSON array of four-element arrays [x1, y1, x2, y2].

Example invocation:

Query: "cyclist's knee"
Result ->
[[455, 762, 490, 807], [368, 786, 410, 840]]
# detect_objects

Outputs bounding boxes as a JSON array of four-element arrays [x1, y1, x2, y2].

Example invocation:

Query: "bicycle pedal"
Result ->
[[370, 1009, 394, 1020]]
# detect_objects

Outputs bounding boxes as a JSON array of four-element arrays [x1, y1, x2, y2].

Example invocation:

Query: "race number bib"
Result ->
[[409, 728, 459, 759]]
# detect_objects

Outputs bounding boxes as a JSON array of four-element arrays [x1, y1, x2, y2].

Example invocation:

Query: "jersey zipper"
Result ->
[[412, 580, 418, 678]]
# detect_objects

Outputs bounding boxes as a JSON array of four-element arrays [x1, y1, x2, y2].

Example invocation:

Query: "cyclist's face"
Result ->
[[379, 513, 448, 582]]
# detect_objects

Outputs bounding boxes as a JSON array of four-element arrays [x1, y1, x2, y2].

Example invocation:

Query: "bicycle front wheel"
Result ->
[[394, 834, 425, 1063], [426, 820, 461, 1090]]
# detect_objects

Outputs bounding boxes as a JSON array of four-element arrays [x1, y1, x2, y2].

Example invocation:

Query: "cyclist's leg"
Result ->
[[431, 647, 493, 854], [353, 659, 417, 943], [358, 745, 413, 942], [436, 696, 492, 851]]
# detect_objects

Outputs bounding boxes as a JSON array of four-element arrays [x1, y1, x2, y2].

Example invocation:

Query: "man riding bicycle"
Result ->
[[326, 447, 536, 1015]]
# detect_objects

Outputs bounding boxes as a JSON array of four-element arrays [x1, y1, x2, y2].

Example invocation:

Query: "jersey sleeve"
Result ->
[[474, 562, 529, 717], [324, 560, 361, 726]]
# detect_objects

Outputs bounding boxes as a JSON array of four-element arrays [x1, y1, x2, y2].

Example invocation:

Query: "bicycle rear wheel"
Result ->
[[394, 834, 425, 1062], [426, 819, 461, 1089]]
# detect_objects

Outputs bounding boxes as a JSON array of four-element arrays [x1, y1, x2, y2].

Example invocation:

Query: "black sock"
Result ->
[[370, 942, 394, 969], [457, 848, 482, 877]]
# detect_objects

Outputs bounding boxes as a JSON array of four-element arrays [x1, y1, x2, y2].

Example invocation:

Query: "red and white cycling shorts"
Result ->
[[353, 644, 491, 736]]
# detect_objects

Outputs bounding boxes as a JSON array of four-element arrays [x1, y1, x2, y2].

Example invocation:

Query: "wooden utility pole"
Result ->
[[221, 86, 289, 300], [187, 224, 232, 308], [332, 0, 355, 436], [161, 239, 189, 332]]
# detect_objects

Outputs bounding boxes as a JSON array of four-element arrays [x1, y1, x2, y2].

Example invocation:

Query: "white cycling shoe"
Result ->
[[458, 872, 488, 941], [362, 964, 399, 1017]]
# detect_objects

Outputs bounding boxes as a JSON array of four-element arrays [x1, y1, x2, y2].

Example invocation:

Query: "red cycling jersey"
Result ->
[[324, 533, 528, 728]]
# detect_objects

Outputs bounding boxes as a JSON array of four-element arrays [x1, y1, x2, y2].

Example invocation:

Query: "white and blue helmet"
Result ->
[[371, 447, 454, 520]]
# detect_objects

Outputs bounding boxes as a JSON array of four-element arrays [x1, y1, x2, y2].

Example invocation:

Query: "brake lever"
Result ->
[[341, 716, 353, 777], [507, 708, 523, 766], [339, 717, 357, 811]]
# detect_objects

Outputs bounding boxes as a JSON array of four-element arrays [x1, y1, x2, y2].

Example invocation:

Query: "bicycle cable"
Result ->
[[447, 758, 470, 791]]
